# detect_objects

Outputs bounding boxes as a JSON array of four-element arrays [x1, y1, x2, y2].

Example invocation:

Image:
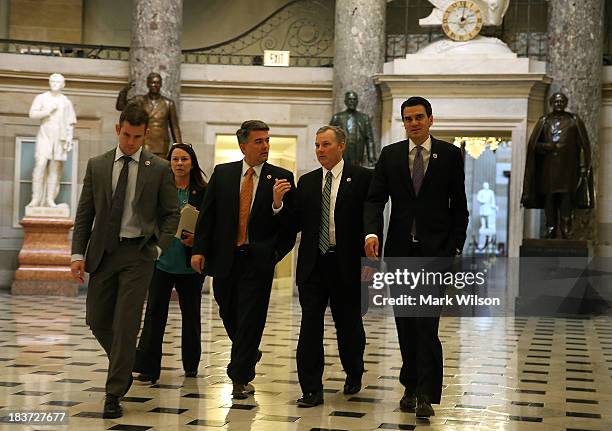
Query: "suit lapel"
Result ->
[[334, 163, 352, 213], [102, 149, 115, 207], [134, 150, 154, 203], [249, 162, 269, 221], [229, 161, 242, 223], [418, 138, 440, 195], [399, 141, 416, 198]]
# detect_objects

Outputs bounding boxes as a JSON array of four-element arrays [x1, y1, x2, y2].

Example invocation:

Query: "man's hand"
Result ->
[[364, 236, 379, 259], [361, 265, 375, 282], [272, 178, 291, 209], [191, 254, 205, 274], [70, 260, 85, 283], [180, 231, 194, 247]]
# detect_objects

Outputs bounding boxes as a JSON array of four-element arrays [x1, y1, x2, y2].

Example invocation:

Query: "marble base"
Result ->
[[25, 204, 70, 218], [516, 238, 609, 316], [12, 217, 78, 296]]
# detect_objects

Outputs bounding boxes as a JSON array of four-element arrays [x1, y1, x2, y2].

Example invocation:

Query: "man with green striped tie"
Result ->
[[293, 125, 373, 407]]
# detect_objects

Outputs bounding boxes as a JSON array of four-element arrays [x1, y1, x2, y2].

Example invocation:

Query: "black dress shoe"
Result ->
[[103, 394, 122, 419], [399, 390, 417, 412], [136, 373, 157, 384], [297, 390, 323, 408], [415, 398, 435, 418], [232, 383, 248, 399], [343, 376, 362, 395], [185, 370, 198, 377]]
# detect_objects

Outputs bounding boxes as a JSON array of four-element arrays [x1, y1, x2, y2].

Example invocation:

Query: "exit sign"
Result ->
[[264, 50, 290, 67]]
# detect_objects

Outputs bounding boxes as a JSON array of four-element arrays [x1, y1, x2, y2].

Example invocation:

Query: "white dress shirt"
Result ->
[[408, 136, 432, 177], [112, 146, 143, 238], [321, 158, 344, 246], [71, 146, 144, 262], [365, 136, 432, 242], [239, 159, 283, 243]]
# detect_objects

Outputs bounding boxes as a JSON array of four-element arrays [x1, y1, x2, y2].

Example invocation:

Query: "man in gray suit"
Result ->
[[70, 103, 179, 418]]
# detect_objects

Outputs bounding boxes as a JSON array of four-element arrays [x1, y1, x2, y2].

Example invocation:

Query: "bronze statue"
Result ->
[[116, 72, 182, 157], [522, 92, 592, 239], [330, 91, 377, 166]]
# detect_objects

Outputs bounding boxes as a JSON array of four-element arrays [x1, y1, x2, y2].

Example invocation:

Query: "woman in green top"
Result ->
[[134, 143, 207, 383]]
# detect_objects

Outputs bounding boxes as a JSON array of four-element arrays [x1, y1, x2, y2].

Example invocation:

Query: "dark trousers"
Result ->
[[213, 249, 274, 384], [86, 241, 155, 397], [296, 251, 366, 394], [134, 268, 203, 379], [395, 242, 443, 404]]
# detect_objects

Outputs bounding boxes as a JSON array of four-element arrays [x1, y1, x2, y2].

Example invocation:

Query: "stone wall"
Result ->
[[0, 53, 332, 288], [9, 0, 83, 42]]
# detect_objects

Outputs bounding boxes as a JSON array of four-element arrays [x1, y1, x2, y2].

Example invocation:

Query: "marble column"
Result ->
[[129, 0, 183, 105], [333, 0, 386, 154], [547, 0, 605, 242]]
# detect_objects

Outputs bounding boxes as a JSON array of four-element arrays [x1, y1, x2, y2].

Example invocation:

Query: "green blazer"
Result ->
[[71, 147, 179, 273]]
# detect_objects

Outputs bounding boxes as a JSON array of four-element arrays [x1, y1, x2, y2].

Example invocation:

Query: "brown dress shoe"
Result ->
[[415, 397, 435, 418], [232, 383, 248, 399], [399, 390, 416, 412]]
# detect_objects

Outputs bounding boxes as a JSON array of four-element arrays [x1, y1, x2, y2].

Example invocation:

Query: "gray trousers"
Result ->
[[86, 240, 155, 397]]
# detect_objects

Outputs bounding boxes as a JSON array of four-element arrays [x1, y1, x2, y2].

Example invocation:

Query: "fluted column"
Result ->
[[333, 0, 386, 153], [129, 0, 183, 105], [547, 0, 604, 242]]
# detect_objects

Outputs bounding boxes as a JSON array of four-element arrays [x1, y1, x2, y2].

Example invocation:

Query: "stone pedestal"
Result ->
[[12, 217, 79, 296], [516, 239, 609, 316]]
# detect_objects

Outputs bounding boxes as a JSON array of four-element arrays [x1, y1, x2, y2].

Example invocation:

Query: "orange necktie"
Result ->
[[236, 167, 255, 246]]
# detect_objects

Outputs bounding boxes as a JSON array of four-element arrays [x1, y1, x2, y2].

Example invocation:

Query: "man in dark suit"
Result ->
[[191, 120, 296, 399], [293, 126, 372, 407], [364, 97, 468, 418], [70, 103, 179, 418]]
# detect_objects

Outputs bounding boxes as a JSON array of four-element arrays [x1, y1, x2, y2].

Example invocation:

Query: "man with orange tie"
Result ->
[[191, 120, 296, 399]]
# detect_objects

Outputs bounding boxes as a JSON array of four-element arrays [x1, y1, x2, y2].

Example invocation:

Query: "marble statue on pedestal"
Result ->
[[477, 182, 497, 236], [26, 73, 76, 213]]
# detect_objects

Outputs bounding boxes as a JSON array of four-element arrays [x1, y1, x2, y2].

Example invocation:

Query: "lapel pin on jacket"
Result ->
[[432, 153, 438, 159], [267, 174, 272, 180], [347, 177, 352, 182], [145, 160, 151, 166]]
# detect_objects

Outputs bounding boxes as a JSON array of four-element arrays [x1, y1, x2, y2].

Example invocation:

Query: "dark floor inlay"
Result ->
[[123, 396, 153, 403], [230, 404, 256, 410], [43, 400, 81, 407], [566, 398, 598, 405], [108, 425, 152, 431], [73, 411, 104, 418], [348, 396, 382, 403], [566, 412, 602, 419], [329, 411, 366, 418], [148, 407, 187, 414], [511, 401, 544, 407], [509, 415, 543, 422], [187, 419, 227, 427], [378, 423, 416, 430]]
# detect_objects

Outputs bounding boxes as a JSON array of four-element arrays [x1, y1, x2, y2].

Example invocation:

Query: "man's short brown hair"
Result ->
[[119, 102, 149, 128], [316, 125, 346, 144], [236, 120, 270, 144]]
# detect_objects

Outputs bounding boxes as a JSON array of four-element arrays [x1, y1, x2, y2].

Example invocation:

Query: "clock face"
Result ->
[[442, 1, 483, 42]]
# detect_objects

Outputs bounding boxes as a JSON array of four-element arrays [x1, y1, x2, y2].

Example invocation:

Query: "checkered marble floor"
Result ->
[[0, 290, 610, 431]]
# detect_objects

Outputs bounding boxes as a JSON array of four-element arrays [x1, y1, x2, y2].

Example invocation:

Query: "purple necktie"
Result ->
[[412, 145, 424, 195]]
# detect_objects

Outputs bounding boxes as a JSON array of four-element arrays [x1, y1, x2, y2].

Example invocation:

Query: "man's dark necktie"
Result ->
[[105, 155, 131, 253], [411, 146, 424, 236], [319, 171, 333, 254], [412, 145, 424, 195]]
